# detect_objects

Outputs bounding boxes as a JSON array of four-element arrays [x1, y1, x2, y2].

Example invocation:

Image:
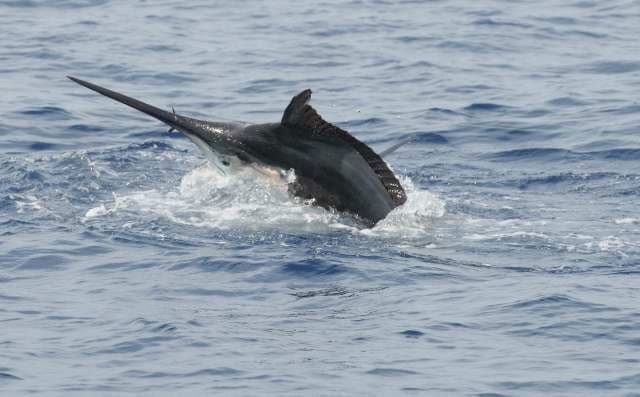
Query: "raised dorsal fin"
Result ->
[[282, 89, 312, 126], [281, 90, 407, 207]]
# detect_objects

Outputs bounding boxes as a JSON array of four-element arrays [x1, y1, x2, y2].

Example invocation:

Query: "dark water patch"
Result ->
[[19, 106, 72, 120], [384, 76, 431, 85], [68, 123, 105, 133], [304, 60, 349, 68], [0, 0, 109, 8], [476, 393, 509, 397], [464, 8, 501, 17], [57, 384, 118, 393], [397, 265, 479, 283], [501, 294, 614, 314], [387, 60, 438, 72], [340, 117, 386, 128], [580, 61, 640, 74], [21, 169, 45, 182], [0, 219, 36, 228], [0, 372, 22, 381], [45, 315, 93, 322], [488, 147, 640, 162], [238, 79, 298, 94], [464, 103, 510, 112], [493, 264, 551, 273], [171, 288, 253, 298], [65, 244, 113, 256], [88, 261, 161, 272], [74, 20, 99, 26], [187, 319, 203, 327], [168, 257, 257, 273], [396, 250, 484, 271], [610, 187, 640, 197], [151, 323, 178, 333], [124, 368, 242, 378], [367, 368, 420, 376], [0, 293, 27, 301], [97, 63, 129, 75], [445, 84, 495, 94], [290, 286, 383, 298], [506, 319, 617, 342], [501, 171, 613, 189], [609, 268, 640, 276], [17, 254, 67, 271], [291, 287, 343, 298], [362, 58, 400, 69], [399, 330, 424, 338], [401, 387, 428, 393], [117, 72, 198, 85], [94, 340, 146, 355], [565, 29, 609, 39], [523, 108, 551, 118], [108, 230, 198, 250], [280, 259, 349, 277], [15, 310, 40, 316], [473, 18, 533, 29], [128, 317, 155, 327], [437, 40, 507, 53], [536, 16, 577, 25], [479, 127, 543, 142], [588, 148, 640, 160], [308, 25, 378, 37], [479, 63, 519, 71], [570, 0, 599, 9], [427, 107, 463, 116], [144, 13, 196, 23], [393, 35, 433, 44], [425, 322, 471, 331], [547, 97, 589, 107], [29, 142, 58, 151], [143, 45, 181, 53], [94, 336, 177, 355], [0, 276, 32, 283], [412, 132, 448, 144], [485, 148, 575, 161], [27, 48, 65, 60], [598, 103, 640, 115], [494, 374, 640, 393]]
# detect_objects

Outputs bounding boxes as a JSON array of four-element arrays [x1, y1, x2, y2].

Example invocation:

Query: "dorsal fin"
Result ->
[[282, 90, 407, 207], [282, 89, 312, 126]]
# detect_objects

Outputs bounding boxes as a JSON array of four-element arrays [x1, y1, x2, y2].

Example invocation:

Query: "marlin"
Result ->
[[67, 76, 407, 225]]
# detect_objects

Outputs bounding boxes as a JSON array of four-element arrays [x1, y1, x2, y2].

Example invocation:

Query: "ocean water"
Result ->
[[1, 0, 640, 395]]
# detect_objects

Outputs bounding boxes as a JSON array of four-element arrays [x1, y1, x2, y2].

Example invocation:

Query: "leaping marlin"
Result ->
[[67, 77, 407, 225]]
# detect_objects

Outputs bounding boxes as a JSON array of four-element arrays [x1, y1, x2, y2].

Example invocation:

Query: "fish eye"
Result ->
[[222, 160, 230, 166]]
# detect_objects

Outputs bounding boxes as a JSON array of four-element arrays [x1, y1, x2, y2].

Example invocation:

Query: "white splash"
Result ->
[[85, 204, 110, 218], [12, 194, 43, 213], [614, 218, 639, 225], [362, 176, 446, 239], [84, 164, 445, 236]]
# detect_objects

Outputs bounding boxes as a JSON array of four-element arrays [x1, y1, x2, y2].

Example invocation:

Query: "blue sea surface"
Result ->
[[2, 0, 640, 395]]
